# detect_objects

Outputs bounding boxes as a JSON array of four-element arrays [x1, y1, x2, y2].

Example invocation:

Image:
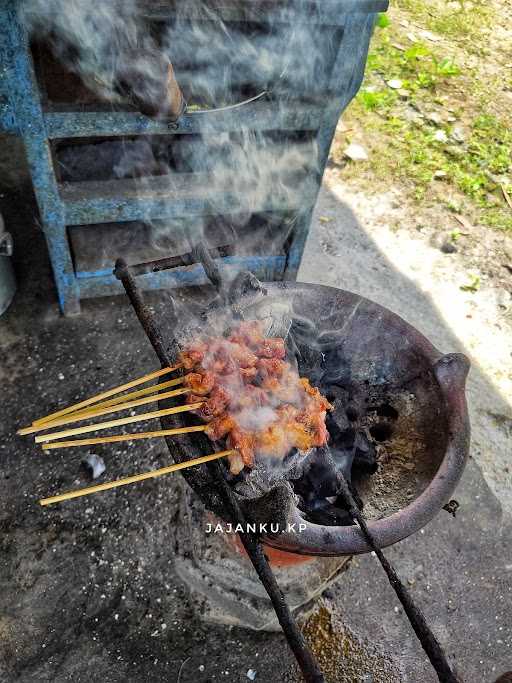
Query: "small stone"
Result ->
[[441, 240, 457, 254], [445, 145, 464, 159], [58, 373, 65, 381], [434, 170, 447, 179], [397, 88, 411, 99], [451, 126, 466, 143], [81, 453, 106, 479], [419, 29, 441, 42], [344, 143, 368, 162], [387, 78, 403, 89], [427, 112, 443, 125], [497, 290, 511, 310], [403, 109, 423, 124], [247, 670, 257, 680], [434, 130, 448, 143]]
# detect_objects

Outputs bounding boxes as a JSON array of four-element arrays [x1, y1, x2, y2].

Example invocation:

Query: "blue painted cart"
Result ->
[[0, 0, 387, 315]]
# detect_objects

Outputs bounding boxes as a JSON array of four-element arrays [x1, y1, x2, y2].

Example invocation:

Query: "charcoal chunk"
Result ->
[[353, 432, 378, 473]]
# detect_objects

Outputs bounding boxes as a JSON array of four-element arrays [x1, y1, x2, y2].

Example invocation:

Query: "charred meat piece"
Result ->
[[254, 338, 286, 359], [240, 366, 258, 383], [196, 386, 231, 421], [256, 423, 289, 458], [228, 320, 265, 347], [228, 342, 258, 369], [179, 341, 208, 370], [206, 414, 237, 441], [184, 371, 216, 396], [236, 385, 270, 410], [257, 357, 287, 380], [227, 427, 256, 468]]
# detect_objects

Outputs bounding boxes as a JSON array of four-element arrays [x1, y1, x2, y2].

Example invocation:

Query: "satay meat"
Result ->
[[180, 320, 332, 473]]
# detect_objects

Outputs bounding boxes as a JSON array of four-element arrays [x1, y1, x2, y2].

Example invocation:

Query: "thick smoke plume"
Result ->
[[19, 0, 326, 260]]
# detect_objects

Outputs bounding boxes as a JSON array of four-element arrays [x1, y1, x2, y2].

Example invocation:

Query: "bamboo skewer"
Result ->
[[28, 365, 182, 428], [64, 376, 185, 419], [39, 449, 235, 507], [34, 402, 204, 444], [42, 425, 207, 450], [18, 386, 191, 435]]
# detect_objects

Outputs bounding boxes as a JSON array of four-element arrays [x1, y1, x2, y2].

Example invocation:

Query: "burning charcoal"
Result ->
[[326, 413, 355, 450], [295, 345, 324, 385], [320, 348, 351, 386], [322, 384, 349, 404], [228, 270, 266, 306], [291, 448, 341, 506], [289, 315, 318, 345], [329, 447, 355, 482], [81, 454, 106, 480], [301, 498, 353, 527], [353, 432, 378, 474]]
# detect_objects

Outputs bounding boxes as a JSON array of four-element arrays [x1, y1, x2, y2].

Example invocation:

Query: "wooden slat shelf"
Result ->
[[44, 100, 326, 139], [60, 172, 318, 225], [141, 0, 389, 23], [76, 254, 287, 297]]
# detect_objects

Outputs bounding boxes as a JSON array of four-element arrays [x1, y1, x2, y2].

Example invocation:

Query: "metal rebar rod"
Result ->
[[115, 258, 325, 683], [336, 475, 462, 683], [126, 244, 234, 277], [114, 258, 173, 366], [207, 459, 325, 683]]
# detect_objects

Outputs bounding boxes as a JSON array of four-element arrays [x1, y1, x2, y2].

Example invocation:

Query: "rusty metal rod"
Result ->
[[126, 244, 235, 277], [114, 258, 172, 365], [336, 475, 461, 683], [114, 256, 325, 683], [207, 459, 325, 683]]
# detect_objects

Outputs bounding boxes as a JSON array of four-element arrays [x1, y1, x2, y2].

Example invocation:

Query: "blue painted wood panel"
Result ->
[[77, 255, 286, 297], [44, 102, 325, 139]]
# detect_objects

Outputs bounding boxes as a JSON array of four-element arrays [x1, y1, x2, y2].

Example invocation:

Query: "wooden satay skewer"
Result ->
[[65, 376, 185, 419], [34, 402, 204, 444], [39, 449, 235, 507], [28, 364, 182, 428], [18, 386, 191, 435], [42, 425, 207, 450]]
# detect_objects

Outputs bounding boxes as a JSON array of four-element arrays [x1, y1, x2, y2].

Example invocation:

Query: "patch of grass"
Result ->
[[340, 13, 512, 232], [460, 273, 481, 292], [394, 0, 492, 45]]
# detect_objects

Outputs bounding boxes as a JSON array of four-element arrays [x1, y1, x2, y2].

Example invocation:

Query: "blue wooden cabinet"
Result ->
[[0, 0, 387, 315]]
